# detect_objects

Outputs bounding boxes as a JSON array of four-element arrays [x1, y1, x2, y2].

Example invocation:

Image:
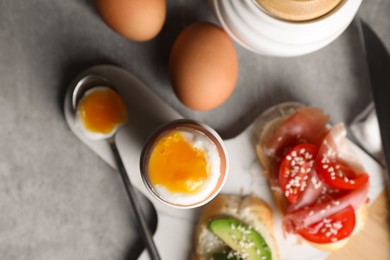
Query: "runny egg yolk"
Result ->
[[148, 131, 209, 194], [78, 88, 127, 134]]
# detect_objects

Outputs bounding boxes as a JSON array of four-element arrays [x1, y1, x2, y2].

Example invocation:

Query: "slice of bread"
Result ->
[[255, 102, 304, 215], [254, 102, 368, 252], [192, 194, 279, 260]]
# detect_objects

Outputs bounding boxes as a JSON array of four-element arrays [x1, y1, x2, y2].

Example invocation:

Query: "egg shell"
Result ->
[[94, 0, 166, 42], [169, 22, 238, 111]]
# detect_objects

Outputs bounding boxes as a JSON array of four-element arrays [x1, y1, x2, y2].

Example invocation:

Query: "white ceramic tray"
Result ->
[[64, 65, 385, 260]]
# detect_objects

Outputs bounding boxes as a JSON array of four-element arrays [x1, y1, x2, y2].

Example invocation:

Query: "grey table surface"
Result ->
[[0, 0, 389, 259]]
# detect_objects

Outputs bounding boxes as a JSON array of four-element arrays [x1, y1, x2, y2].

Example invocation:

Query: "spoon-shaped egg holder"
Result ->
[[70, 74, 161, 260]]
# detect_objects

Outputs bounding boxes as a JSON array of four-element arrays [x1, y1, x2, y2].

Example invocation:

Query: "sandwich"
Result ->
[[255, 102, 369, 251], [192, 194, 279, 260]]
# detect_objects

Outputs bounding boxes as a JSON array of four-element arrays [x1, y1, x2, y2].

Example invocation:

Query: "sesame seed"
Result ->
[[291, 160, 296, 166], [332, 200, 340, 206], [350, 180, 355, 184], [325, 223, 332, 228], [309, 211, 314, 216], [320, 210, 326, 214], [333, 221, 342, 229]]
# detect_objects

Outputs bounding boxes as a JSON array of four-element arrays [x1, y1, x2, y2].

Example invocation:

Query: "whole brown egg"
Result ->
[[169, 22, 238, 111], [94, 0, 166, 41]]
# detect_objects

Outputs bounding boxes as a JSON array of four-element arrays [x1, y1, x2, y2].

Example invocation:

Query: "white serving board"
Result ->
[[64, 65, 385, 260]]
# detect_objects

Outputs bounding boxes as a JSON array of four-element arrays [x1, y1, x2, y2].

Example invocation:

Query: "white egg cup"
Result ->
[[208, 0, 362, 57]]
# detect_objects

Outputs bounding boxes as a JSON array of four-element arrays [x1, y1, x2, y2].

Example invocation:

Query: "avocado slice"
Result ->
[[208, 218, 272, 260]]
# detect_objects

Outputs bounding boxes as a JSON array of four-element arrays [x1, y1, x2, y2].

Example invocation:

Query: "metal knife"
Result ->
[[359, 20, 390, 187]]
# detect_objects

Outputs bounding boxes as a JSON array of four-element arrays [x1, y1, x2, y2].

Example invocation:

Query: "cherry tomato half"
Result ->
[[297, 205, 356, 244], [279, 144, 319, 204], [316, 156, 369, 190]]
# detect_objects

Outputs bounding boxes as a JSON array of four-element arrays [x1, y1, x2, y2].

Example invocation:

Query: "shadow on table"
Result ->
[[150, 0, 214, 91], [123, 190, 159, 260], [218, 85, 300, 140]]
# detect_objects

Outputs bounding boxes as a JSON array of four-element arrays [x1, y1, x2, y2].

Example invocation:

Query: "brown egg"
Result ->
[[94, 0, 166, 41], [169, 22, 238, 111]]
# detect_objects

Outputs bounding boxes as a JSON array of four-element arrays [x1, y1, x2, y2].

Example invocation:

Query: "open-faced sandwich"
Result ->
[[256, 102, 369, 251], [192, 194, 279, 260]]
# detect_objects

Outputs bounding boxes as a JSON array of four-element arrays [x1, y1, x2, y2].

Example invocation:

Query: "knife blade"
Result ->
[[359, 20, 390, 186]]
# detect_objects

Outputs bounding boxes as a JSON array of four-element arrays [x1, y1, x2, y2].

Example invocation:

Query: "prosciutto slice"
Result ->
[[262, 107, 329, 210], [283, 184, 368, 232], [317, 123, 365, 173], [263, 107, 329, 182], [286, 170, 323, 212]]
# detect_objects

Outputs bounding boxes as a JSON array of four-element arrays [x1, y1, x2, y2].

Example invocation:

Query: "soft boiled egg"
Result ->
[[76, 87, 128, 140], [141, 121, 228, 208]]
